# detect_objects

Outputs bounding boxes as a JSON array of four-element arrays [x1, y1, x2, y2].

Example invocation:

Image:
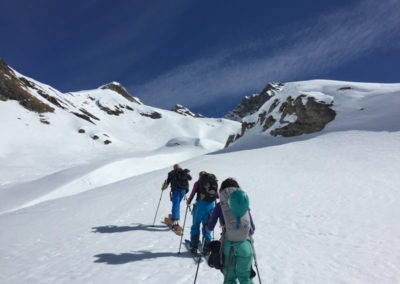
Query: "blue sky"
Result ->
[[1, 0, 399, 117]]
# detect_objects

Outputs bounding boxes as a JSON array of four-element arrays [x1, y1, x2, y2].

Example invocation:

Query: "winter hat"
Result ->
[[229, 189, 249, 218], [220, 178, 239, 192]]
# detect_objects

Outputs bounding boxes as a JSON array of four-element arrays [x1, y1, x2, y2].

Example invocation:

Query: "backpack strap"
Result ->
[[236, 216, 241, 229]]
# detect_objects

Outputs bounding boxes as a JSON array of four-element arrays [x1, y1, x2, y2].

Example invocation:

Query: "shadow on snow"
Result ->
[[94, 250, 192, 264], [91, 223, 168, 233]]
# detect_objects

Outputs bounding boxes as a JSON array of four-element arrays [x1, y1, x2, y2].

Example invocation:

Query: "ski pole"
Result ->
[[251, 237, 262, 284], [193, 235, 205, 284], [178, 203, 190, 254], [213, 200, 217, 240], [152, 188, 165, 226], [184, 195, 192, 214]]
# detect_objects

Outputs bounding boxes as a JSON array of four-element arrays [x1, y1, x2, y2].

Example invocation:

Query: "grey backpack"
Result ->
[[220, 187, 251, 242]]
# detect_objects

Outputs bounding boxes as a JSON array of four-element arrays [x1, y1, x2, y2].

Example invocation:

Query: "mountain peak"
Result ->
[[225, 82, 284, 121], [100, 82, 141, 104]]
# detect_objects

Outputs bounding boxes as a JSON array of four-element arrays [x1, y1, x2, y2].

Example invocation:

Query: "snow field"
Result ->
[[1, 130, 399, 283]]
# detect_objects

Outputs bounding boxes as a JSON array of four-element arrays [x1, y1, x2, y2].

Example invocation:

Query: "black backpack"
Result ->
[[207, 240, 223, 270], [198, 173, 218, 202], [175, 168, 190, 189]]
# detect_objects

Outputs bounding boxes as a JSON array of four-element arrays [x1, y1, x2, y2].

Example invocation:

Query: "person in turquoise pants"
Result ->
[[223, 240, 254, 284], [207, 178, 255, 284]]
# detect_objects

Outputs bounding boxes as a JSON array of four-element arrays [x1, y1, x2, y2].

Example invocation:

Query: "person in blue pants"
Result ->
[[162, 164, 191, 232], [187, 171, 218, 254]]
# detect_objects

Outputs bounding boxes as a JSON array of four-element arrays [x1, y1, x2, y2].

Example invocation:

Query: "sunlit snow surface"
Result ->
[[0, 78, 399, 283]]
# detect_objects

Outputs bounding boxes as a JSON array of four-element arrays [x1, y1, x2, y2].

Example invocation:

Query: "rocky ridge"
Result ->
[[171, 104, 204, 118], [225, 82, 337, 147]]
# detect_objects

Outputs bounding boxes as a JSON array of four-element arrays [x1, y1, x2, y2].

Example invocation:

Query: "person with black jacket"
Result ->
[[162, 164, 192, 231]]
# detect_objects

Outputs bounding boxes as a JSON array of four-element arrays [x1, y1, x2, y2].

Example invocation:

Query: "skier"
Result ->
[[186, 171, 218, 254], [207, 178, 255, 284], [162, 164, 192, 232]]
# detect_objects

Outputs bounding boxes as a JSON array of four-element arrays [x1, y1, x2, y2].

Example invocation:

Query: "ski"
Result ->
[[162, 214, 183, 236], [198, 241, 210, 262], [184, 239, 204, 263]]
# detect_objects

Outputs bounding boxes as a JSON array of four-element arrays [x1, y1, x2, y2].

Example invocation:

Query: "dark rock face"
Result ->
[[72, 111, 98, 124], [270, 96, 336, 137], [96, 100, 124, 116], [225, 82, 336, 147], [258, 112, 276, 132], [225, 83, 284, 121], [140, 111, 162, 119], [0, 59, 55, 113], [171, 104, 204, 118], [224, 133, 241, 148], [100, 82, 141, 104]]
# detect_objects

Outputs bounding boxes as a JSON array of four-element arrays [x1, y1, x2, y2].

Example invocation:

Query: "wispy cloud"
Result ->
[[134, 0, 400, 109], [66, 0, 195, 86]]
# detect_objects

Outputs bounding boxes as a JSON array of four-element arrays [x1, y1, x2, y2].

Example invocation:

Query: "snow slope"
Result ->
[[0, 130, 399, 284], [1, 67, 400, 283]]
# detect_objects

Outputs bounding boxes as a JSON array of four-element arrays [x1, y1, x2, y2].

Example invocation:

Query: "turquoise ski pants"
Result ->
[[223, 240, 254, 284]]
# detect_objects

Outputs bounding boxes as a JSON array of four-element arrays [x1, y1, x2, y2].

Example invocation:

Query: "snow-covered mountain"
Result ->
[[1, 60, 400, 284], [0, 60, 240, 185], [225, 80, 400, 149]]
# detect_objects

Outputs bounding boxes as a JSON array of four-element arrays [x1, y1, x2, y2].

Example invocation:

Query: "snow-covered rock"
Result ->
[[225, 80, 400, 148]]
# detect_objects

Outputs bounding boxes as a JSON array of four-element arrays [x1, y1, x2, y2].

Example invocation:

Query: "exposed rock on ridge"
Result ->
[[171, 104, 204, 118], [269, 95, 336, 137], [225, 82, 336, 147], [100, 82, 141, 105], [0, 59, 55, 113], [225, 83, 284, 121], [0, 60, 164, 125]]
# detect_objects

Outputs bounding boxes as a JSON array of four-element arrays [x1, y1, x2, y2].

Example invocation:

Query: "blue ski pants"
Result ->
[[171, 188, 187, 221], [190, 200, 215, 245]]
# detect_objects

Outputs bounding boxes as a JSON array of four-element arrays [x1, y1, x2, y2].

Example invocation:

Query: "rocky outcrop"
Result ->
[[96, 100, 124, 116], [0, 59, 55, 113], [225, 82, 336, 147], [270, 96, 336, 137], [1, 60, 169, 127], [140, 111, 162, 119], [171, 104, 204, 118], [225, 83, 284, 121], [100, 82, 141, 104]]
